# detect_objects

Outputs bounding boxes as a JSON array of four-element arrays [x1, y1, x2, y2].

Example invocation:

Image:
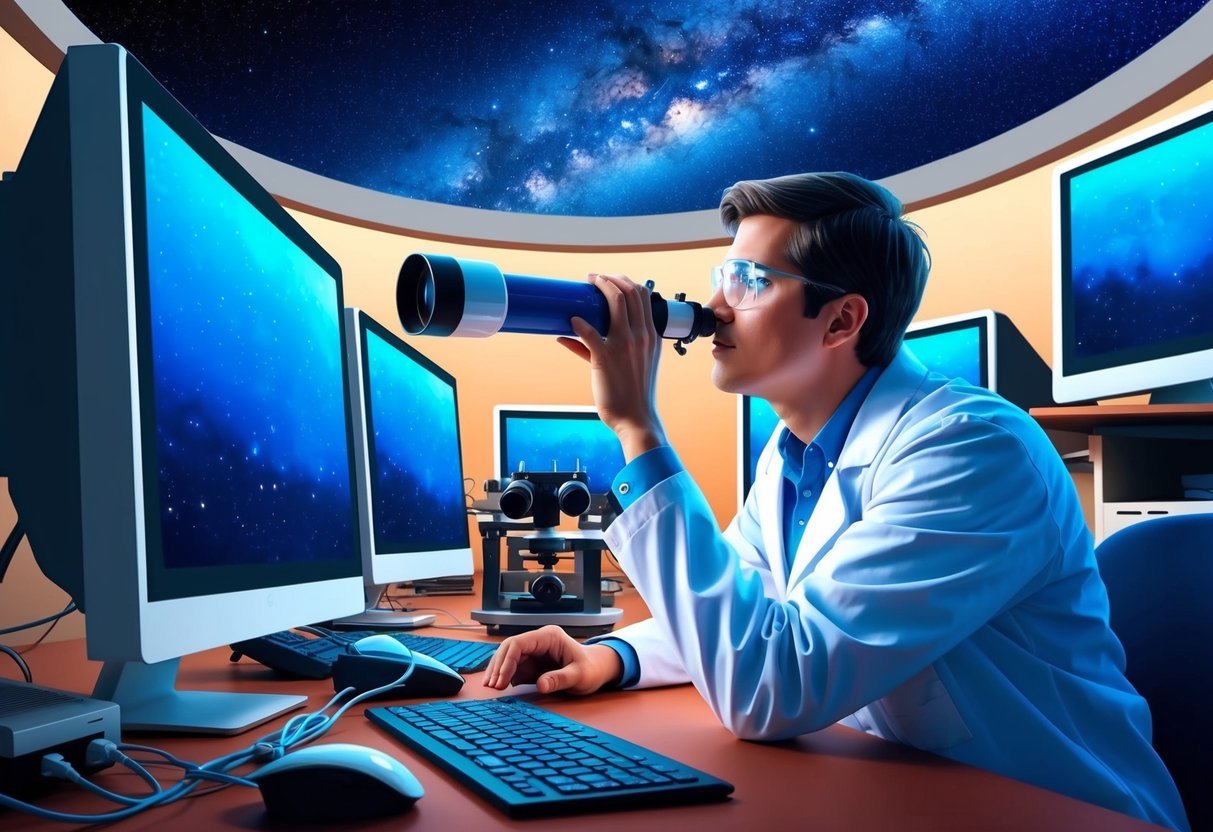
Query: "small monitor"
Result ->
[[493, 406, 625, 496], [737, 395, 782, 506], [336, 309, 473, 629], [1053, 97, 1213, 403], [0, 45, 364, 733], [904, 309, 1052, 411]]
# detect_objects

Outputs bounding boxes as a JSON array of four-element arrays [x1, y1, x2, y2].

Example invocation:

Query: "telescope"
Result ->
[[397, 253, 717, 355]]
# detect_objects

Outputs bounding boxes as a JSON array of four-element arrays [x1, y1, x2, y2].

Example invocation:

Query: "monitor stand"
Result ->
[[1149, 378, 1213, 404], [93, 658, 305, 735], [329, 583, 437, 630]]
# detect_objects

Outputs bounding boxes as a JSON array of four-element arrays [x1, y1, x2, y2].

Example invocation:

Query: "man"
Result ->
[[482, 172, 1187, 831]]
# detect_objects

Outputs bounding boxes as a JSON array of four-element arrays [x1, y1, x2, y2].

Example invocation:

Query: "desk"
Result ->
[[2, 585, 1164, 831], [1032, 404, 1213, 542]]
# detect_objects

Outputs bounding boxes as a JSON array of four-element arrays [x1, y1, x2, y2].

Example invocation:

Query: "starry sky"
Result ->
[[362, 325, 469, 555], [499, 412, 626, 494], [1067, 115, 1213, 363], [143, 103, 357, 572], [65, 0, 1207, 216]]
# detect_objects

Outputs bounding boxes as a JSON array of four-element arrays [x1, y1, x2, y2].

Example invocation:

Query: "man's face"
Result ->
[[707, 214, 833, 403]]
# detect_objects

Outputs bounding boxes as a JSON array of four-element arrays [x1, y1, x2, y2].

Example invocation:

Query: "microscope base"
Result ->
[[470, 607, 623, 638]]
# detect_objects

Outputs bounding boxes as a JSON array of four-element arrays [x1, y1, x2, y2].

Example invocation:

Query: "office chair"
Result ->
[[1096, 514, 1213, 832]]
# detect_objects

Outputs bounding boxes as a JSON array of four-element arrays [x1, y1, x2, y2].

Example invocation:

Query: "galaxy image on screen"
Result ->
[[65, 1, 1205, 216], [502, 415, 625, 495], [1068, 116, 1213, 365], [143, 105, 354, 570], [745, 396, 781, 494], [364, 329, 468, 554], [905, 326, 983, 387]]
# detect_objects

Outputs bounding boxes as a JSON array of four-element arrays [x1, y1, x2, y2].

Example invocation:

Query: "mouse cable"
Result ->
[[0, 654, 419, 824], [0, 643, 32, 682]]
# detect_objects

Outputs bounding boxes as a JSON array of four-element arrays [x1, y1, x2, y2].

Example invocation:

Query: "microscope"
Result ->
[[470, 465, 622, 637]]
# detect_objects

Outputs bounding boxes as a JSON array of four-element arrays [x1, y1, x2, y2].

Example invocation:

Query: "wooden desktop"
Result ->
[[2, 583, 1165, 831]]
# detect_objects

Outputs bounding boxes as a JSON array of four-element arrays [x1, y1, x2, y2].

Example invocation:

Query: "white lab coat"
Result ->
[[604, 347, 1188, 831]]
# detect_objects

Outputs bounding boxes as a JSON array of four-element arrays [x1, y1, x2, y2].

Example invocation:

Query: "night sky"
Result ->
[[66, 0, 1206, 216], [363, 327, 469, 555], [144, 104, 356, 570]]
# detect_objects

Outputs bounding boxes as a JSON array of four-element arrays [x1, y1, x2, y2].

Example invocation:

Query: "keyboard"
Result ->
[[367, 697, 733, 817], [229, 629, 499, 679]]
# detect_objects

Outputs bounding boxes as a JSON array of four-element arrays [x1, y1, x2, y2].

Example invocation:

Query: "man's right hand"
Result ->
[[482, 624, 623, 695]]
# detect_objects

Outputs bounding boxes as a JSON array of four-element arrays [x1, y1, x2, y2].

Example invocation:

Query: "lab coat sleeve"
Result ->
[[603, 450, 777, 689], [604, 411, 1062, 740]]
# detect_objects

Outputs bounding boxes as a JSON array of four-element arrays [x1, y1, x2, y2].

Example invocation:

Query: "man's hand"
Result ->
[[557, 273, 667, 462], [482, 624, 623, 695]]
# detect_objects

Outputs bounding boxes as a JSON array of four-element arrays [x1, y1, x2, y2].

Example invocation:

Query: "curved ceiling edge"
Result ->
[[8, 0, 1213, 250]]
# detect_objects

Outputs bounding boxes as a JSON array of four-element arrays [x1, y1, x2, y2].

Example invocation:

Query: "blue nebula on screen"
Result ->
[[1069, 118, 1213, 359], [364, 330, 468, 554], [905, 327, 983, 386], [746, 397, 782, 492], [143, 105, 354, 568], [503, 416, 625, 495]]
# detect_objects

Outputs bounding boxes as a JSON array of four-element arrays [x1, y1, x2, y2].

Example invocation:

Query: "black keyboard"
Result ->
[[367, 697, 733, 818], [229, 629, 499, 678]]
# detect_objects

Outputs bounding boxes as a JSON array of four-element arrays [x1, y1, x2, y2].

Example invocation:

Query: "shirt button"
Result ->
[[827, 461, 835, 469], [618, 483, 631, 495], [802, 489, 812, 498], [798, 519, 806, 526]]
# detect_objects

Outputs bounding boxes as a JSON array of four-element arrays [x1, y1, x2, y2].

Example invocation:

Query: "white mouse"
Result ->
[[250, 742, 424, 821]]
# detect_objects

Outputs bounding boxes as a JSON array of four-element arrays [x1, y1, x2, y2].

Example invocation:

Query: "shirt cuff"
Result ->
[[594, 637, 641, 689], [611, 445, 683, 511]]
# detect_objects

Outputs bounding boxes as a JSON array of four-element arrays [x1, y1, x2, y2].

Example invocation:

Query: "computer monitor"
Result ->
[[335, 308, 473, 629], [0, 45, 364, 733], [493, 406, 626, 496], [1053, 97, 1213, 404], [737, 309, 1052, 504], [904, 310, 1053, 411]]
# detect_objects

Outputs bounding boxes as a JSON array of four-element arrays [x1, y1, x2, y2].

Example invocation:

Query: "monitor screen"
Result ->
[[904, 316, 988, 388], [346, 309, 471, 585], [0, 44, 364, 732], [1054, 97, 1213, 402], [738, 395, 782, 505], [494, 406, 625, 495]]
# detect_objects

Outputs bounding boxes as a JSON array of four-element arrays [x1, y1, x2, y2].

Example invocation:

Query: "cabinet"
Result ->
[[1031, 404, 1213, 543]]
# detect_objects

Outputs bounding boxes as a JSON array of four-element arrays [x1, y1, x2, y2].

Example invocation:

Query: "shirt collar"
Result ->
[[777, 365, 883, 471]]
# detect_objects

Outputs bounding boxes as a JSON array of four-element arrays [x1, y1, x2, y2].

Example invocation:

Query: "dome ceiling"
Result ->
[[58, 1, 1209, 219]]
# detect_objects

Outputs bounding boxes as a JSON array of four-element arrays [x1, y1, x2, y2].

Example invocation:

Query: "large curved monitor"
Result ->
[[0, 44, 364, 732], [337, 309, 473, 628], [1053, 97, 1213, 403]]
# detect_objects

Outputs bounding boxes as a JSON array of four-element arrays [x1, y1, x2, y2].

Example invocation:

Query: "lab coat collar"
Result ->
[[782, 346, 932, 590]]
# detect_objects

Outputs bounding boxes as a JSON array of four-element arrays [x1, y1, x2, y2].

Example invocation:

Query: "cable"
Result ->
[[0, 601, 78, 636], [0, 644, 32, 682], [0, 521, 23, 583]]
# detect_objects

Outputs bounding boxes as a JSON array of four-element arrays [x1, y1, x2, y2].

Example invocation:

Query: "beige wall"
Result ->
[[2, 21, 1210, 645]]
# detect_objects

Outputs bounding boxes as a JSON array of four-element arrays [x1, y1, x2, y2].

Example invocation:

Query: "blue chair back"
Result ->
[[1097, 514, 1213, 831]]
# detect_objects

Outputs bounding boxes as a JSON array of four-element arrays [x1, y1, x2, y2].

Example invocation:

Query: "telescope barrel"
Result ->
[[397, 253, 716, 347]]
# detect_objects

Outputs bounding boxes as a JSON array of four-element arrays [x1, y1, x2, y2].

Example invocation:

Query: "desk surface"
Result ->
[[3, 585, 1164, 831]]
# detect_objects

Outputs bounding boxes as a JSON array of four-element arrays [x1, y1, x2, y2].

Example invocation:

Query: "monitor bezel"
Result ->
[[345, 308, 473, 584], [73, 46, 364, 664], [736, 395, 783, 509], [1052, 96, 1213, 403]]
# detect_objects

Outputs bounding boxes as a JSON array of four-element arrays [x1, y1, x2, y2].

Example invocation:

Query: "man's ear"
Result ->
[[823, 294, 869, 350]]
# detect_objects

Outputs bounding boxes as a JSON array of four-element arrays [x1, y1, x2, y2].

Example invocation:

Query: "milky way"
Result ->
[[68, 1, 1206, 215]]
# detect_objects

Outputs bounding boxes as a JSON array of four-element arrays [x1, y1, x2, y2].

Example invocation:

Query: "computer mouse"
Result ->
[[249, 742, 423, 822], [331, 633, 465, 697]]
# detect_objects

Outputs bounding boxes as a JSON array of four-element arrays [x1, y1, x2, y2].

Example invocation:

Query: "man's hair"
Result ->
[[719, 171, 930, 367]]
